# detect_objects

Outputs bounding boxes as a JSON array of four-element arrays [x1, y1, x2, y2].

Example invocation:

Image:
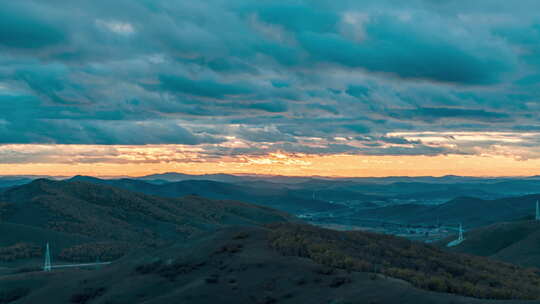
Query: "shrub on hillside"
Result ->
[[267, 223, 540, 300], [0, 243, 41, 262], [59, 242, 128, 262]]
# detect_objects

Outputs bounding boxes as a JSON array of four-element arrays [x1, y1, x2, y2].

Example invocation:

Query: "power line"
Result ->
[[43, 242, 112, 272]]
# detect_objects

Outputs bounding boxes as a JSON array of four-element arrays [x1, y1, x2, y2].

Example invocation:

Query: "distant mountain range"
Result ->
[[4, 174, 540, 234], [4, 173, 540, 203], [137, 172, 251, 183], [66, 175, 345, 214], [136, 172, 491, 184], [3, 174, 540, 230]]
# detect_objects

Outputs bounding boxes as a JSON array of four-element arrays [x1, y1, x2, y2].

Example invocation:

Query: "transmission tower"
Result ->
[[43, 242, 52, 272], [446, 223, 465, 247], [536, 201, 540, 221]]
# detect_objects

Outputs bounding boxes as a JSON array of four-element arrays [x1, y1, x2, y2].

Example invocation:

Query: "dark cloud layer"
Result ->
[[1, 0, 540, 158], [0, 3, 66, 49]]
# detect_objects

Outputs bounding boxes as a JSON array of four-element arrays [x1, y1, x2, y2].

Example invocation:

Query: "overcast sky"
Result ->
[[2, 0, 540, 176]]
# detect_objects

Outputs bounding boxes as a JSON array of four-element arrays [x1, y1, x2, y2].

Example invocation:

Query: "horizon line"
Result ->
[[2, 172, 540, 180]]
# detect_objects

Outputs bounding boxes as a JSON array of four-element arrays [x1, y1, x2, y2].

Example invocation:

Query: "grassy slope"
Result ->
[[0, 179, 291, 262], [443, 220, 540, 268]]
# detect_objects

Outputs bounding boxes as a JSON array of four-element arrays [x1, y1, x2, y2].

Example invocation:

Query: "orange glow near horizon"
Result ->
[[2, 151, 540, 177]]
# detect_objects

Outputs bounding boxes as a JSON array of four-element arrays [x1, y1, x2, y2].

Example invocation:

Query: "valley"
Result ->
[[2, 174, 540, 303]]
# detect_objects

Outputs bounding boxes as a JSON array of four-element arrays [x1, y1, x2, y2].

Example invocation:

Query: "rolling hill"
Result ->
[[286, 177, 540, 201], [0, 179, 291, 263], [6, 173, 540, 210], [1, 224, 540, 303], [442, 219, 540, 268], [354, 194, 540, 228], [67, 176, 344, 214], [2, 180, 540, 302]]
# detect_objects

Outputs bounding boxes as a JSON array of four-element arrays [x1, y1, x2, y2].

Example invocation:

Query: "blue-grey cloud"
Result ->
[[0, 0, 539, 159], [0, 3, 66, 49], [298, 21, 510, 84], [155, 75, 253, 99], [0, 117, 222, 145], [386, 107, 511, 123]]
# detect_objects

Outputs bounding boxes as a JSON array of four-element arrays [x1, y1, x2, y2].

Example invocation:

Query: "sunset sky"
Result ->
[[2, 1, 540, 177]]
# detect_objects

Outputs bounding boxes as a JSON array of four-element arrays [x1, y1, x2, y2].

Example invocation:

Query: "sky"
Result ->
[[2, 0, 540, 177]]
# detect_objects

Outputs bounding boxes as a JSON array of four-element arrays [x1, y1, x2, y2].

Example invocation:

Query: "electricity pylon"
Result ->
[[536, 201, 540, 221], [446, 223, 465, 247], [43, 242, 52, 272]]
